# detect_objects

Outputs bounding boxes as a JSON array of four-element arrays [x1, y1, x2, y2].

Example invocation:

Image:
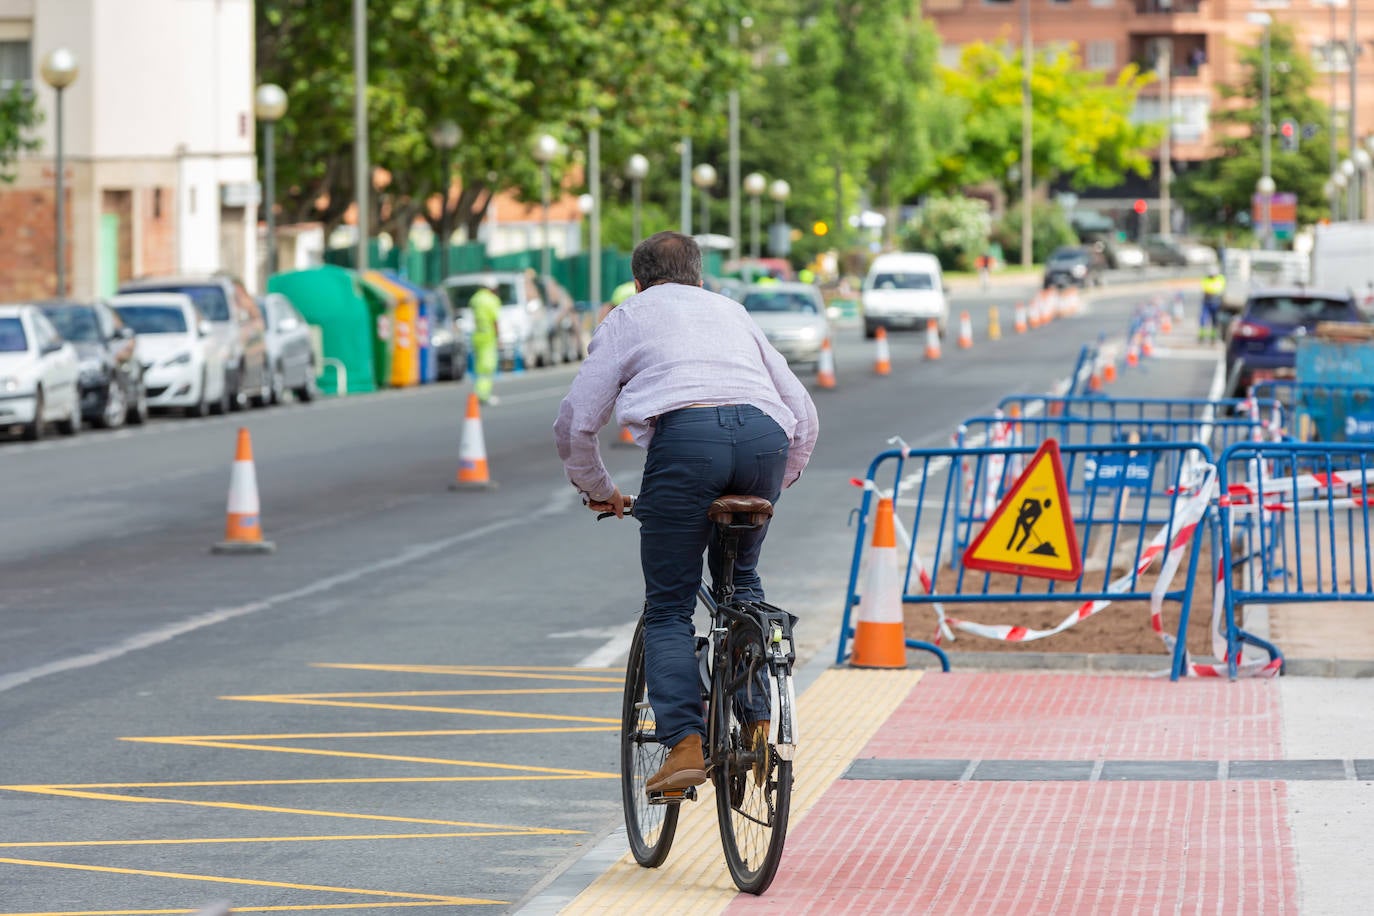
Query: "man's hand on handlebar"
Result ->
[[588, 487, 629, 519]]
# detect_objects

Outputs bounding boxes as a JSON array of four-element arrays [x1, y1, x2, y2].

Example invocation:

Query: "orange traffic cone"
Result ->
[[851, 497, 907, 668], [614, 425, 636, 448], [816, 337, 837, 389], [923, 319, 942, 360], [957, 311, 974, 349], [1103, 359, 1118, 384], [451, 392, 498, 490], [1126, 335, 1140, 368], [987, 306, 1002, 341], [1141, 334, 1155, 359], [874, 326, 891, 376], [212, 427, 275, 554], [1160, 312, 1174, 334], [1014, 302, 1028, 334], [1028, 295, 1042, 329]]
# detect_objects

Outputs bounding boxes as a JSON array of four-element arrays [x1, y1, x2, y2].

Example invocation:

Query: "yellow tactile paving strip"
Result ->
[[561, 667, 923, 914]]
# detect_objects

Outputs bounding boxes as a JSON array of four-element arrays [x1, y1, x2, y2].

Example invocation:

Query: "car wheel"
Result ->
[[863, 320, 878, 340], [187, 370, 209, 417], [99, 379, 127, 429], [22, 389, 45, 441], [294, 365, 318, 403], [210, 371, 232, 415], [228, 370, 246, 411], [450, 351, 467, 382], [268, 363, 285, 406], [128, 381, 148, 425]]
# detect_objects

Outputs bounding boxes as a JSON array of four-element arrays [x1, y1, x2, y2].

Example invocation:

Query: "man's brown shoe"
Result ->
[[645, 735, 708, 793]]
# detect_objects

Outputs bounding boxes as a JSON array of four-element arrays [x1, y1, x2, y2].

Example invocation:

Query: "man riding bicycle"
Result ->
[[554, 231, 818, 794]]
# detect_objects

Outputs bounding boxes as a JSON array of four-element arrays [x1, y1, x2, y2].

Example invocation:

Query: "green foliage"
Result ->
[[1175, 23, 1333, 232], [0, 84, 42, 183], [993, 201, 1078, 263], [934, 42, 1160, 198], [898, 195, 992, 271]]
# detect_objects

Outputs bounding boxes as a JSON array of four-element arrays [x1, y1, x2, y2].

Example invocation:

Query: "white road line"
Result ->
[[574, 621, 638, 669]]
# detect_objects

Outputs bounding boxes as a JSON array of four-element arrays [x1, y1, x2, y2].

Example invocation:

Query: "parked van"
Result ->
[[860, 252, 949, 339]]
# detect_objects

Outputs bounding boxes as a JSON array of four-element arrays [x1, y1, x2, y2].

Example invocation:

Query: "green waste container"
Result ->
[[266, 265, 378, 395]]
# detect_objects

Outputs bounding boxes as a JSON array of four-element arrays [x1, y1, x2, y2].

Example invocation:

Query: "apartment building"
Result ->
[[0, 0, 257, 302], [925, 0, 1374, 225]]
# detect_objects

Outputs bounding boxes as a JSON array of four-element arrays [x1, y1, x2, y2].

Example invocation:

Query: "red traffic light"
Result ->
[[1133, 199, 1148, 215], [1280, 121, 1296, 138]]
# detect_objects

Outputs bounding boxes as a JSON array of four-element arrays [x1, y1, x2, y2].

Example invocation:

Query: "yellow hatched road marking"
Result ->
[[0, 831, 562, 849], [212, 695, 619, 723], [102, 726, 614, 742], [4, 774, 606, 791], [311, 663, 620, 683], [5, 905, 477, 915], [225, 688, 618, 699]]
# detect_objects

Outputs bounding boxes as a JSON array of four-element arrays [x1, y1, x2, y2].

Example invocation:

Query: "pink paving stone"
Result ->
[[861, 671, 1283, 761], [726, 780, 1298, 916]]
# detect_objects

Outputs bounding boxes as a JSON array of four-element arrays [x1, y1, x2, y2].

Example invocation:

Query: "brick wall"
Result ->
[[0, 186, 66, 301], [140, 186, 175, 276]]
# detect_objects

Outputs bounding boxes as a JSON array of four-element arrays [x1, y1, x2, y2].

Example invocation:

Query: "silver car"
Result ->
[[739, 282, 830, 368], [258, 292, 317, 404]]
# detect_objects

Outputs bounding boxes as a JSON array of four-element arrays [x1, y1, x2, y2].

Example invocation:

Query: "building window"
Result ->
[[1087, 41, 1116, 71], [1313, 40, 1351, 74], [0, 40, 32, 91], [983, 0, 1013, 5]]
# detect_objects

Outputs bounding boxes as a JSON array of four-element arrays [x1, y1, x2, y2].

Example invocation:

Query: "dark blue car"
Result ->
[[1224, 289, 1366, 398]]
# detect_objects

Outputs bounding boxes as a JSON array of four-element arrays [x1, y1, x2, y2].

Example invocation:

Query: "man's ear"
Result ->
[[634, 280, 644, 293]]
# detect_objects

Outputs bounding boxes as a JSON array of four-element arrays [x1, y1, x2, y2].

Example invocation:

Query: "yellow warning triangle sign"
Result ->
[[963, 438, 1082, 581]]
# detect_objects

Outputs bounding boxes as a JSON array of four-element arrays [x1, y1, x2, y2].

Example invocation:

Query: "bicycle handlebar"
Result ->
[[594, 495, 637, 520]]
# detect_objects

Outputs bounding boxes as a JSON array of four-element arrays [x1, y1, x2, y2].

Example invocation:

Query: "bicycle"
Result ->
[[600, 494, 798, 895]]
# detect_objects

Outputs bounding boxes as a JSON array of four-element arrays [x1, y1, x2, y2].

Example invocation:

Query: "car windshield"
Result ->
[[131, 285, 229, 321], [0, 317, 26, 352], [742, 291, 819, 314], [870, 272, 933, 291], [1049, 250, 1086, 264], [43, 306, 101, 342], [1246, 296, 1357, 324], [446, 282, 518, 309], [114, 305, 187, 334]]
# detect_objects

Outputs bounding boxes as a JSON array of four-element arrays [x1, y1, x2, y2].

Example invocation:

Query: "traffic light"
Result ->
[[812, 220, 829, 237], [1280, 119, 1298, 152], [1133, 199, 1148, 215]]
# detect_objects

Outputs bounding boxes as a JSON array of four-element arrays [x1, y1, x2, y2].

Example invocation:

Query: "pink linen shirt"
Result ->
[[553, 283, 819, 502]]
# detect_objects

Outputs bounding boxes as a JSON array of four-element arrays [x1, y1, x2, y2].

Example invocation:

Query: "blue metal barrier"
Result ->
[[1216, 442, 1374, 678], [1251, 380, 1374, 443], [997, 394, 1282, 425], [839, 439, 1215, 679]]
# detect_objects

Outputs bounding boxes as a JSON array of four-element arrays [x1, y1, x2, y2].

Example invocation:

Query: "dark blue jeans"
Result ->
[[637, 405, 789, 750]]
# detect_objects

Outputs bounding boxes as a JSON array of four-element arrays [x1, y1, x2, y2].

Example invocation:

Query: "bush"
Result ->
[[898, 195, 992, 271], [993, 201, 1078, 263]]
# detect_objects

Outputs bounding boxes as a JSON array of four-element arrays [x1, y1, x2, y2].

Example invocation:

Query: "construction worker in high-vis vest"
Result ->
[[1199, 269, 1226, 343], [469, 280, 503, 405]]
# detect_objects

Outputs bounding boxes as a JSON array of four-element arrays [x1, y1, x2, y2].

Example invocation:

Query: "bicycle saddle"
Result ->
[[708, 495, 774, 527]]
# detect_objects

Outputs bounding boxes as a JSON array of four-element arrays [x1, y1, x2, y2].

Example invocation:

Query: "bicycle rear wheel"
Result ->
[[712, 626, 792, 894], [621, 618, 679, 867]]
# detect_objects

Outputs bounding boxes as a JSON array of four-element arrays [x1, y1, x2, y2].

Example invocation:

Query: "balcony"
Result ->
[[1136, 0, 1202, 13]]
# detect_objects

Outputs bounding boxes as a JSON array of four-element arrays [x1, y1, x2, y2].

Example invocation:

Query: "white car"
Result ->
[[441, 272, 555, 369], [109, 293, 229, 416], [739, 282, 831, 368], [861, 252, 950, 339], [259, 292, 317, 403], [0, 304, 82, 439]]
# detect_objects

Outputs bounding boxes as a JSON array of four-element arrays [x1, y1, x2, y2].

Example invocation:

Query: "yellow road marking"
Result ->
[[101, 725, 614, 741], [3, 786, 585, 832], [0, 830, 566, 848], [5, 905, 480, 915], [207, 696, 620, 722], [311, 663, 620, 683], [225, 688, 617, 699], [0, 856, 502, 903], [4, 773, 606, 791]]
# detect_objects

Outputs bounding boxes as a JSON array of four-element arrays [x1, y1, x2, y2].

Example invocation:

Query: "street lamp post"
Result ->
[[1248, 13, 1274, 249], [1332, 169, 1348, 220], [1341, 158, 1357, 220], [768, 179, 790, 257], [1020, 0, 1033, 268], [1356, 148, 1373, 220], [40, 48, 78, 298], [256, 84, 289, 282], [353, 0, 368, 272], [744, 172, 766, 259], [532, 134, 560, 294], [429, 120, 461, 280], [588, 112, 602, 313], [626, 154, 649, 247], [692, 163, 717, 237]]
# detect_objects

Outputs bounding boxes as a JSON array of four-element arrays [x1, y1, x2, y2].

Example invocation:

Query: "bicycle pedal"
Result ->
[[647, 785, 697, 805]]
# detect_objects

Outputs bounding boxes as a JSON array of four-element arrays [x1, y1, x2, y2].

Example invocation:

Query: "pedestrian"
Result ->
[[1199, 268, 1226, 343], [554, 231, 819, 793], [468, 278, 503, 405]]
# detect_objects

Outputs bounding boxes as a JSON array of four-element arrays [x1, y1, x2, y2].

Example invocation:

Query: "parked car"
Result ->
[[118, 274, 270, 408], [259, 292, 317, 404], [441, 271, 555, 369], [739, 282, 830, 368], [1043, 246, 1107, 289], [109, 292, 230, 416], [41, 301, 147, 429], [0, 303, 82, 439], [425, 291, 468, 381], [860, 252, 949, 339], [1106, 241, 1149, 271], [1224, 289, 1368, 398], [530, 273, 583, 363], [1141, 235, 1189, 267]]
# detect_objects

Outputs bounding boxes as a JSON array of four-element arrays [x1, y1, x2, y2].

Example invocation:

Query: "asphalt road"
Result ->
[[0, 279, 1208, 914]]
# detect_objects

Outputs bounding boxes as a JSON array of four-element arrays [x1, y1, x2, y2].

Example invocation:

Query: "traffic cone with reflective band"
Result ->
[[957, 311, 974, 349], [851, 496, 907, 668], [874, 326, 891, 376], [816, 337, 837, 389], [1160, 311, 1174, 334], [1126, 334, 1140, 368], [987, 306, 1002, 341], [1103, 357, 1118, 384], [923, 319, 942, 360], [1014, 302, 1028, 334], [1029, 295, 1042, 329], [212, 427, 275, 554], [451, 392, 498, 490]]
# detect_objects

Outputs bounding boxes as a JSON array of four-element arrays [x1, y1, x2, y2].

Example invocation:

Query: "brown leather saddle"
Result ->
[[708, 495, 774, 528]]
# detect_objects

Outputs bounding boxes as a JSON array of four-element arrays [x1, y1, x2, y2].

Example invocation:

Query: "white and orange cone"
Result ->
[[1029, 295, 1043, 329], [923, 319, 942, 360], [816, 337, 837, 389], [957, 310, 974, 349], [212, 427, 275, 554], [1014, 302, 1028, 334], [452, 392, 498, 490], [851, 496, 907, 668], [874, 326, 891, 376]]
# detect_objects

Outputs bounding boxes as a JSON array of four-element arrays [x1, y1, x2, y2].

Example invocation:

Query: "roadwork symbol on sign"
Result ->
[[963, 438, 1083, 581]]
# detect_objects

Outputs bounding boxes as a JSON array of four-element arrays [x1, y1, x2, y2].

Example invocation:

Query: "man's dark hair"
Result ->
[[631, 231, 703, 288]]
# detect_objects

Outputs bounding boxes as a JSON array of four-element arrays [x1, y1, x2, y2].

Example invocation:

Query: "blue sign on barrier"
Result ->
[[1345, 410, 1374, 441], [1084, 452, 1156, 489]]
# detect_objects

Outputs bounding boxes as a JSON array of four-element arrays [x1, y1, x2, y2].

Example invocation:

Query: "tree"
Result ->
[[1175, 23, 1333, 233], [0, 84, 41, 183], [934, 42, 1160, 199]]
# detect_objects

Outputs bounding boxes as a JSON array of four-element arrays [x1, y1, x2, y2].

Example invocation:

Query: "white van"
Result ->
[[860, 252, 949, 339]]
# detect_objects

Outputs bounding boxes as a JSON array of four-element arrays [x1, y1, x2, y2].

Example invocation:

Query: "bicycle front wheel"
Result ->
[[712, 632, 792, 894], [620, 618, 679, 867]]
